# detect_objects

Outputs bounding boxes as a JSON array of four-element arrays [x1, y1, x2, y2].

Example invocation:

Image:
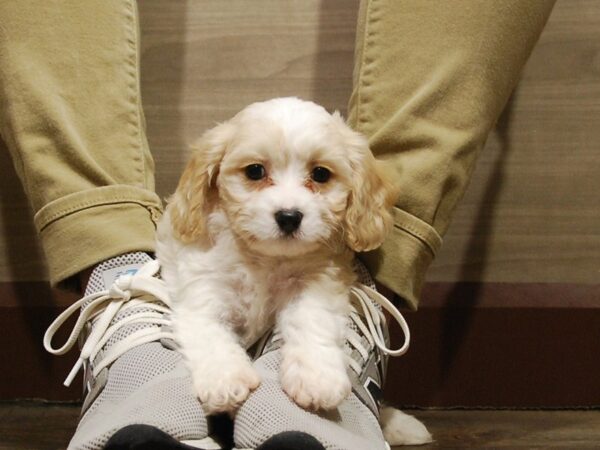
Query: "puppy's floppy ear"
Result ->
[[168, 122, 235, 242], [333, 113, 399, 252]]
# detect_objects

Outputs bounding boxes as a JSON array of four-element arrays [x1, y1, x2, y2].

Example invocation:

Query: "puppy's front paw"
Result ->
[[193, 361, 260, 414], [281, 348, 351, 411]]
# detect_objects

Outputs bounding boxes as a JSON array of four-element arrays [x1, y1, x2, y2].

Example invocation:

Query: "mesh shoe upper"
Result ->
[[234, 260, 410, 450], [44, 253, 213, 450]]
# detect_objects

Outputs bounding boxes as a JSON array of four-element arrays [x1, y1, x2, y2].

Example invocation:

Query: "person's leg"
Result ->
[[233, 1, 556, 449], [351, 0, 556, 310], [0, 0, 161, 288], [1, 2, 219, 448]]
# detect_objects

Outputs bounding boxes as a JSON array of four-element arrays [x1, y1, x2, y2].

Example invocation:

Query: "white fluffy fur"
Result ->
[[380, 406, 433, 446], [156, 98, 427, 445]]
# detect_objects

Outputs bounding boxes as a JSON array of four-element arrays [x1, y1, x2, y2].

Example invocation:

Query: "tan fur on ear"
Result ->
[[344, 155, 398, 252], [168, 122, 234, 243], [331, 113, 399, 252]]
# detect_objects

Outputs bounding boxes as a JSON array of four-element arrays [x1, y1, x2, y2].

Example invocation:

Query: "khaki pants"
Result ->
[[0, 1, 555, 308]]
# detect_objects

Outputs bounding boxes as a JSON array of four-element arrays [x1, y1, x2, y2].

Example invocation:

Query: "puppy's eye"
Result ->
[[245, 164, 266, 180], [311, 166, 331, 183]]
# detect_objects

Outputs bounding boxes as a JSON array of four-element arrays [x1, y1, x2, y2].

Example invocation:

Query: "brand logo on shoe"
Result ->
[[102, 264, 142, 288]]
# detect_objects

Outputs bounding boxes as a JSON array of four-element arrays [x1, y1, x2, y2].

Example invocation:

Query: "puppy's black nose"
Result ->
[[275, 209, 303, 234]]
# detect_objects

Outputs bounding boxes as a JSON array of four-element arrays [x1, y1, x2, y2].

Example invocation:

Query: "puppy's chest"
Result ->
[[261, 268, 305, 302], [228, 263, 305, 338]]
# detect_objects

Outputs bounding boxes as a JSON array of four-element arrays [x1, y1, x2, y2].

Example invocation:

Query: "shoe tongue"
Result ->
[[85, 252, 153, 295]]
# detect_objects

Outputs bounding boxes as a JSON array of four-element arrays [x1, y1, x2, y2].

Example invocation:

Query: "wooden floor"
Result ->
[[2, 403, 599, 449]]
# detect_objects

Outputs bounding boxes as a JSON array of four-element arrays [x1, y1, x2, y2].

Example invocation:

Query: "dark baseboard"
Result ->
[[1, 282, 81, 401], [386, 282, 600, 408], [2, 281, 599, 407]]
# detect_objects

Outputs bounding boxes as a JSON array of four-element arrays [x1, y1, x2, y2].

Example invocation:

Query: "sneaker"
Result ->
[[233, 261, 431, 450], [44, 252, 224, 450]]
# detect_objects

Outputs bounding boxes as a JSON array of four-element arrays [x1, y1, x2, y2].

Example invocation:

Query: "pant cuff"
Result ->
[[33, 185, 163, 285], [359, 207, 442, 310]]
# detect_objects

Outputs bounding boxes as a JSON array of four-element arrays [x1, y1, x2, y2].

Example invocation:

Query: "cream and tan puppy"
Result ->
[[156, 97, 398, 414]]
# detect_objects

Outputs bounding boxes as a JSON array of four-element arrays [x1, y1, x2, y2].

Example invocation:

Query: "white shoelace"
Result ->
[[43, 260, 175, 387], [346, 283, 410, 375], [261, 283, 410, 376]]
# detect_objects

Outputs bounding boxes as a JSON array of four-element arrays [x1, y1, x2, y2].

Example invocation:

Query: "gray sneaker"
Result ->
[[233, 262, 424, 450], [44, 252, 224, 450]]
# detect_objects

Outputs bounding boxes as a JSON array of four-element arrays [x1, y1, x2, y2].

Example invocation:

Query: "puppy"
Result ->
[[156, 97, 398, 414]]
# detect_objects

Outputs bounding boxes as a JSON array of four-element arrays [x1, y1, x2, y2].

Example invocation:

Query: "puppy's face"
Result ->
[[217, 114, 353, 256], [169, 98, 398, 256]]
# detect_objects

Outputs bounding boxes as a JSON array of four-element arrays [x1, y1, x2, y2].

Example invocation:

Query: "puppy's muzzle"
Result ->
[[275, 209, 303, 235]]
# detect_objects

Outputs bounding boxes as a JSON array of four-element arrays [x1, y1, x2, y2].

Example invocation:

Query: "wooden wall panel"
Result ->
[[139, 0, 358, 198], [0, 144, 48, 281]]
